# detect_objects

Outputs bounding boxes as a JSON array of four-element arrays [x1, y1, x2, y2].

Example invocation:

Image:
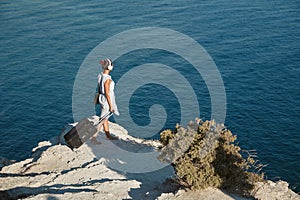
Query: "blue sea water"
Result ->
[[0, 0, 299, 192]]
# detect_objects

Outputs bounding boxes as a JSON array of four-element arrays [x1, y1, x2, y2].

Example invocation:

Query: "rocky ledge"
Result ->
[[0, 120, 299, 200]]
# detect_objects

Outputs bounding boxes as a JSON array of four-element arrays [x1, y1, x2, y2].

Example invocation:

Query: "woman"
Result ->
[[91, 58, 119, 144]]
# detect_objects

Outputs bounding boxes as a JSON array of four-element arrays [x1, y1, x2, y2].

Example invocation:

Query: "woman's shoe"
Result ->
[[105, 131, 118, 140], [90, 137, 102, 145]]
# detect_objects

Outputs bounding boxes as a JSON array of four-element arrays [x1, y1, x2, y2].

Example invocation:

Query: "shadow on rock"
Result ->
[[0, 183, 97, 200], [124, 166, 180, 200]]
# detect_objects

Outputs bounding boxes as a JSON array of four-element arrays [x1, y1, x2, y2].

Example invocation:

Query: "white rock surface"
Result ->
[[0, 120, 299, 200], [253, 180, 300, 200]]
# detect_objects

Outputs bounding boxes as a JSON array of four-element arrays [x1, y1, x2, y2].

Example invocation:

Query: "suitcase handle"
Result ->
[[95, 112, 113, 126]]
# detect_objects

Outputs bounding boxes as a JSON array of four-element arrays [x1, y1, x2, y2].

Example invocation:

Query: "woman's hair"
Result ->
[[102, 58, 113, 70]]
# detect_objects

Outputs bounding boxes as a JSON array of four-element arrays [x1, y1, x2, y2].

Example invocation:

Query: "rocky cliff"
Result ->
[[0, 119, 299, 200]]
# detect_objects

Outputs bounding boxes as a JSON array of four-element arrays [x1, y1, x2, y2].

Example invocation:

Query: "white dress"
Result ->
[[98, 73, 119, 117]]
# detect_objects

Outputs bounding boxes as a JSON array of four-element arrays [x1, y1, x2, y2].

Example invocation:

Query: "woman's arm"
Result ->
[[104, 79, 114, 113]]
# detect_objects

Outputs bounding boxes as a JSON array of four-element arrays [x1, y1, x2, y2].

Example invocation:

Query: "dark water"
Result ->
[[0, 0, 299, 192]]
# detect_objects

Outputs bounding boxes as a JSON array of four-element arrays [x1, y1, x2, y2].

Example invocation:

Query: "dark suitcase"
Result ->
[[64, 112, 112, 149]]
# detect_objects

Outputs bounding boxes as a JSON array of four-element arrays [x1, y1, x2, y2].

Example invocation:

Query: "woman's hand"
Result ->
[[109, 107, 115, 113]]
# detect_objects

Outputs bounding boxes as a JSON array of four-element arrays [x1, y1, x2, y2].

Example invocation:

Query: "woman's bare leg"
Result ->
[[103, 119, 118, 140], [103, 118, 109, 132], [90, 119, 104, 145]]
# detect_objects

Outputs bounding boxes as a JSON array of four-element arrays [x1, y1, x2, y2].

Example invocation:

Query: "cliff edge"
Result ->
[[0, 119, 299, 200]]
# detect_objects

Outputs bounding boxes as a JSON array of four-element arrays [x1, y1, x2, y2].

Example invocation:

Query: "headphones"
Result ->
[[106, 58, 113, 70]]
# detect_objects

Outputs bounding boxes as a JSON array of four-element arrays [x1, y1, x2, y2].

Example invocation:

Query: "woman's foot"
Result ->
[[105, 131, 118, 140], [90, 137, 102, 145]]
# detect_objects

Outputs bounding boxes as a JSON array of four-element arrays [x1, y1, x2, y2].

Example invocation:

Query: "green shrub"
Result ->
[[159, 120, 264, 196]]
